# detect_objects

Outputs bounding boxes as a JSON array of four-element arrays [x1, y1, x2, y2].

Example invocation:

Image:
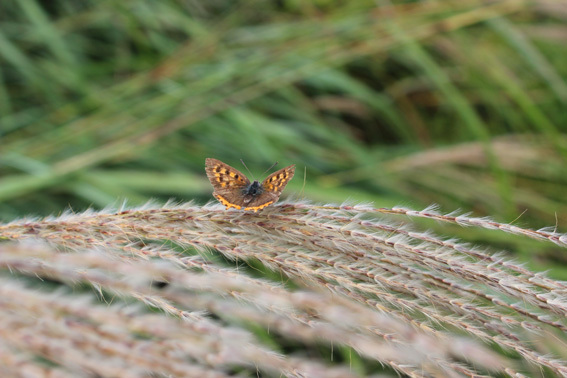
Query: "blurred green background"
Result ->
[[1, 0, 567, 276]]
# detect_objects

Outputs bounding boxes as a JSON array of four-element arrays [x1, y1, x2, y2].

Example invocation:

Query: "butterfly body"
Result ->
[[243, 181, 263, 197], [205, 158, 295, 212]]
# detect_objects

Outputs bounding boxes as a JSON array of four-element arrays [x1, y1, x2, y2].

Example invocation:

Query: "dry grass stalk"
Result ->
[[0, 200, 566, 377]]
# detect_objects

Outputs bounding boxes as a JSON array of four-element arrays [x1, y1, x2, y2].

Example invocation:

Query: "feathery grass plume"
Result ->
[[1, 201, 567, 377]]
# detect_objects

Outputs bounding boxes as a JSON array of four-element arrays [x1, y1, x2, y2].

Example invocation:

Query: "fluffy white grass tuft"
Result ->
[[1, 201, 566, 377]]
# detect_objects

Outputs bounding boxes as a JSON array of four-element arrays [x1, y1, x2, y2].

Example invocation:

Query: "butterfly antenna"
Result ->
[[261, 161, 278, 177], [240, 159, 256, 181]]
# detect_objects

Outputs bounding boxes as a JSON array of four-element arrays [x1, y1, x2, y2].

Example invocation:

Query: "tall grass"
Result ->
[[1, 0, 567, 375]]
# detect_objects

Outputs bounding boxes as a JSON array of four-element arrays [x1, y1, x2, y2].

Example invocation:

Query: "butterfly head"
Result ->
[[244, 180, 263, 196]]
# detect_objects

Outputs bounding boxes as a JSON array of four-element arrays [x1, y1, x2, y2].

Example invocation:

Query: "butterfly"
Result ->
[[205, 158, 295, 212]]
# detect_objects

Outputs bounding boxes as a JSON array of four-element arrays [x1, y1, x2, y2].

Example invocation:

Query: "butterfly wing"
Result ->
[[243, 164, 295, 212], [205, 158, 250, 209]]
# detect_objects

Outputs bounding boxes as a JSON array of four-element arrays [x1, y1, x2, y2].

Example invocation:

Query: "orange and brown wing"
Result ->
[[205, 158, 250, 209], [242, 164, 295, 212], [262, 164, 295, 194]]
